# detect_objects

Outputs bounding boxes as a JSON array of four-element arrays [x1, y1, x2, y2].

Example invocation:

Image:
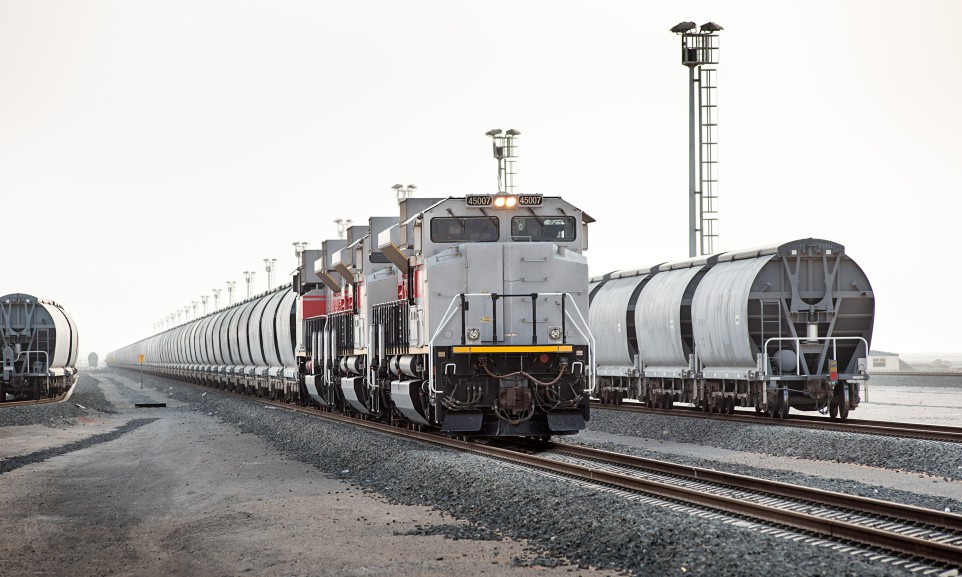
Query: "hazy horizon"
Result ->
[[3, 1, 960, 358]]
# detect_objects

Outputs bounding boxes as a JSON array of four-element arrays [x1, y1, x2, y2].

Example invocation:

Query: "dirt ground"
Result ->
[[0, 375, 614, 577]]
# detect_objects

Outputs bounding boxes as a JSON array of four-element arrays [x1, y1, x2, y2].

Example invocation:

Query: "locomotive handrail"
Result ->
[[564, 305, 596, 394], [427, 297, 466, 394], [428, 292, 595, 395], [762, 336, 870, 379]]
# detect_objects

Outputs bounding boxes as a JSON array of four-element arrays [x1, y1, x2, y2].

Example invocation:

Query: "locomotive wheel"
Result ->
[[725, 397, 735, 414]]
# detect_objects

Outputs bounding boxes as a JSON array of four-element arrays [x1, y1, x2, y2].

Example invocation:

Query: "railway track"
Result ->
[[164, 376, 962, 570], [0, 382, 75, 408], [593, 401, 962, 444]]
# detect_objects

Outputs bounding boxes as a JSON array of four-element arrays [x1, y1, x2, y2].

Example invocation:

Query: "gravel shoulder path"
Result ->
[[0, 372, 615, 577]]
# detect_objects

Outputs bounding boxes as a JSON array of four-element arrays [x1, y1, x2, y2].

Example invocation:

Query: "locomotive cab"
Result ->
[[405, 194, 594, 436]]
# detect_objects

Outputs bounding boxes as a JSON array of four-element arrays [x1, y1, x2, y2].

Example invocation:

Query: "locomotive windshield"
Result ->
[[511, 216, 576, 242], [431, 216, 500, 243]]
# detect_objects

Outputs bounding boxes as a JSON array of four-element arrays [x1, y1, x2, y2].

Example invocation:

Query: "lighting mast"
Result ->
[[671, 21, 722, 257]]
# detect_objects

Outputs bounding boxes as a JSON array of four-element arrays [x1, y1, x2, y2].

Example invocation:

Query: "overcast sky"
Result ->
[[2, 0, 960, 359]]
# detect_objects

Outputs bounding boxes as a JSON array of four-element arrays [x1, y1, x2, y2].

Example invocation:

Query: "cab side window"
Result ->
[[511, 216, 576, 242], [431, 216, 500, 243]]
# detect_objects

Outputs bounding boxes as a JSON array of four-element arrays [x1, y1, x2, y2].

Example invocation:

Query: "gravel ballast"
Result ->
[[133, 371, 952, 577], [0, 372, 956, 576], [586, 408, 962, 483], [0, 372, 116, 428]]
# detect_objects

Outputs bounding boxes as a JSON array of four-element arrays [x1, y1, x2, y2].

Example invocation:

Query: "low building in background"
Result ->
[[867, 351, 902, 373]]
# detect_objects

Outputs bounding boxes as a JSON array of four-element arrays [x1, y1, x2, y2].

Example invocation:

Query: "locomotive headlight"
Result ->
[[504, 196, 517, 208], [467, 327, 481, 341], [494, 196, 506, 207], [548, 327, 562, 341]]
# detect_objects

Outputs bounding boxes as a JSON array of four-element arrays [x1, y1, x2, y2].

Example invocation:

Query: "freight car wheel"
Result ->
[[829, 401, 839, 420], [778, 402, 790, 419], [838, 403, 849, 422]]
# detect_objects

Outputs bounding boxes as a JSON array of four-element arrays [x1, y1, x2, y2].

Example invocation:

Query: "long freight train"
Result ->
[[1, 293, 79, 402], [588, 239, 874, 420], [107, 148, 595, 438]]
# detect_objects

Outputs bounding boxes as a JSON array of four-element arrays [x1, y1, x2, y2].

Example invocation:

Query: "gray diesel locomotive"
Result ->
[[297, 192, 594, 437], [589, 239, 874, 420], [1, 293, 79, 401]]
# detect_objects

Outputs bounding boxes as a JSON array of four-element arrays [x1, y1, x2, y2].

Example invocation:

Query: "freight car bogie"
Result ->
[[597, 371, 863, 422]]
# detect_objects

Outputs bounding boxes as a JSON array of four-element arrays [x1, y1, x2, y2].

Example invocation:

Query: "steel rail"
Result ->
[[137, 372, 962, 567], [0, 384, 75, 408], [533, 446, 962, 567], [593, 402, 962, 444], [550, 443, 962, 532]]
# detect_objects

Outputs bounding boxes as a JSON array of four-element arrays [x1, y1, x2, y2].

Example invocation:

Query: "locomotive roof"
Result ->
[[408, 195, 593, 224]]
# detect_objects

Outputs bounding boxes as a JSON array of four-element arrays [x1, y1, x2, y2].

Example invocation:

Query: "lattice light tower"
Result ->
[[393, 184, 417, 204], [671, 21, 722, 258], [264, 258, 278, 291], [485, 129, 520, 193], [243, 271, 256, 298], [334, 219, 352, 239]]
